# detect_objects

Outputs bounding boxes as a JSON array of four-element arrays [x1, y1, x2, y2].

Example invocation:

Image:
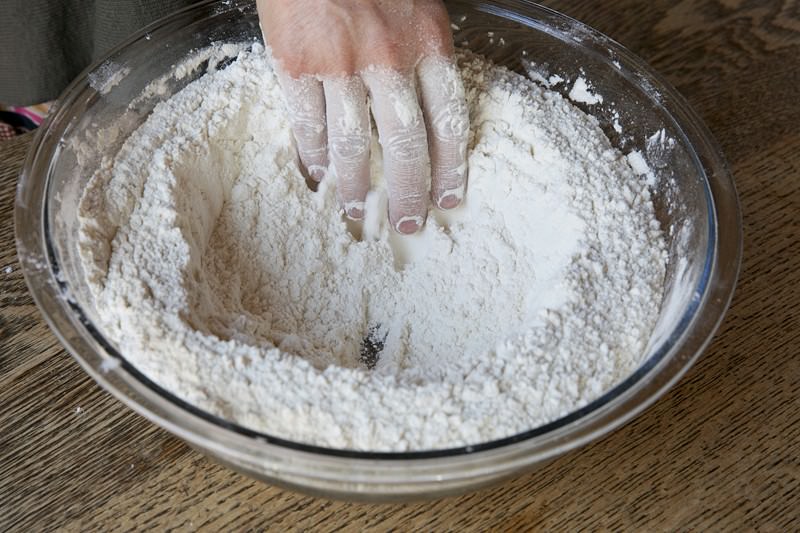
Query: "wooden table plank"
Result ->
[[1, 0, 799, 530]]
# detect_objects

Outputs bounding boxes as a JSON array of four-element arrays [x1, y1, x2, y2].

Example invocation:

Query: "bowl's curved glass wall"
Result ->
[[16, 0, 739, 500]]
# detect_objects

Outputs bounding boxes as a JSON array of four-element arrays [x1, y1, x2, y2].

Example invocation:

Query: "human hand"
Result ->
[[257, 0, 469, 234]]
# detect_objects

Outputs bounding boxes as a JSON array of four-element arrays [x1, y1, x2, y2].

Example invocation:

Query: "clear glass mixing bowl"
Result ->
[[15, 0, 741, 500]]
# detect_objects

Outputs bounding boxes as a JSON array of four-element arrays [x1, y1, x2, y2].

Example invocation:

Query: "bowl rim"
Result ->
[[15, 0, 742, 478]]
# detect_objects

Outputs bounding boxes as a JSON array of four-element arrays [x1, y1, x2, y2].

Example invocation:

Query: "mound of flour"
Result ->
[[77, 44, 666, 451]]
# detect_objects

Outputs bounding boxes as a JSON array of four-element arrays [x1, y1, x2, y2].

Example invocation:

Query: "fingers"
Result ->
[[324, 76, 371, 220], [276, 70, 328, 183], [363, 70, 430, 234], [417, 56, 469, 209]]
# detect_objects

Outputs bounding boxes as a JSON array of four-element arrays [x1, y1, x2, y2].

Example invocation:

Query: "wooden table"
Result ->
[[2, 0, 798, 530]]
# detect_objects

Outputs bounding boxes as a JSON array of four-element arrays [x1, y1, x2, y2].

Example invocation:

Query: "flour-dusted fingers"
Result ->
[[323, 76, 371, 220], [418, 56, 469, 209], [363, 70, 430, 234], [277, 70, 329, 183]]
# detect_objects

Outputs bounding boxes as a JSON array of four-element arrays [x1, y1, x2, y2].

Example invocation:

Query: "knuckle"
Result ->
[[429, 146, 468, 183], [297, 144, 328, 163], [421, 61, 469, 141], [430, 100, 469, 141], [382, 129, 428, 163], [330, 133, 370, 162], [389, 178, 427, 208], [292, 116, 326, 144], [373, 42, 405, 70], [278, 57, 308, 79], [433, 163, 466, 184], [395, 191, 426, 210], [338, 173, 367, 192], [338, 180, 368, 202], [274, 44, 316, 78], [415, 3, 453, 54]]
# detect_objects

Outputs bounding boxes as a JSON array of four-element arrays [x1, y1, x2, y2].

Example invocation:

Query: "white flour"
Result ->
[[77, 44, 667, 451]]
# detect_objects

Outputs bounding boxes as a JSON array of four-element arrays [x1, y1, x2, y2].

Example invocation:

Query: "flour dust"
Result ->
[[77, 44, 667, 451]]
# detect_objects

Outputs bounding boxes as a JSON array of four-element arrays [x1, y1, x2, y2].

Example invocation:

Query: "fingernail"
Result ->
[[438, 194, 461, 209], [344, 201, 365, 220], [395, 215, 424, 235], [437, 186, 465, 210], [308, 166, 326, 182]]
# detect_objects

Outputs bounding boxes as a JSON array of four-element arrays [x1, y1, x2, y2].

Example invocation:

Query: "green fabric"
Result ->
[[0, 0, 199, 105]]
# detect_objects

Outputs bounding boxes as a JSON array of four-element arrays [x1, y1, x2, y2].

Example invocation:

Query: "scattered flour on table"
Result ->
[[77, 44, 667, 451]]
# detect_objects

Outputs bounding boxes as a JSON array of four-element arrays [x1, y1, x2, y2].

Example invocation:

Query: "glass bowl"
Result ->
[[15, 0, 741, 500]]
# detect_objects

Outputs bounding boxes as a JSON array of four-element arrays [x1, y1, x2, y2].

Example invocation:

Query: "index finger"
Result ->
[[276, 70, 329, 184]]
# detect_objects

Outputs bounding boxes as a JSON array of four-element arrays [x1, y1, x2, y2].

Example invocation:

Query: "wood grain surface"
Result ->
[[2, 0, 799, 530]]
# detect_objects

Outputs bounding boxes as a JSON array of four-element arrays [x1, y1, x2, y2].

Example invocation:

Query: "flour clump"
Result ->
[[77, 44, 667, 451]]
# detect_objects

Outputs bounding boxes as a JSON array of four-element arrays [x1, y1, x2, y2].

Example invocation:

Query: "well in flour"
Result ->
[[77, 44, 667, 451]]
